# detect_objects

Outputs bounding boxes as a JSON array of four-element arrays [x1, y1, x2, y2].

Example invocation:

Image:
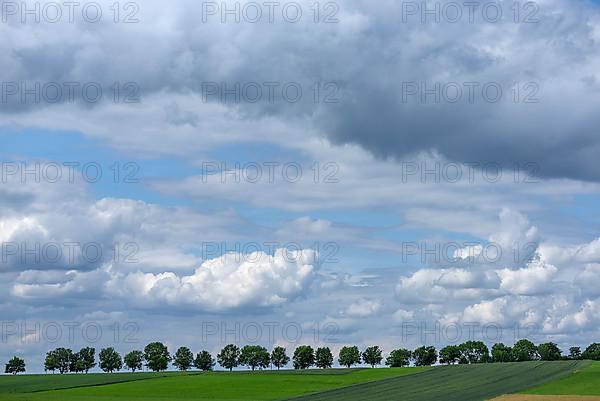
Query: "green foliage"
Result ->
[[173, 347, 194, 371], [69, 348, 96, 374], [315, 347, 334, 369], [124, 351, 143, 372], [44, 351, 58, 374], [569, 347, 582, 360], [239, 346, 270, 371], [68, 352, 85, 373], [144, 342, 171, 372], [218, 344, 241, 372], [513, 339, 539, 362], [77, 348, 96, 374], [582, 343, 600, 360], [338, 346, 361, 368], [385, 348, 411, 367], [99, 348, 123, 373], [194, 350, 216, 371], [459, 341, 489, 364], [293, 345, 315, 369], [4, 356, 26, 375], [491, 343, 514, 363], [538, 342, 562, 361], [270, 346, 290, 370], [412, 346, 437, 366], [45, 348, 73, 374], [362, 346, 383, 368], [439, 345, 461, 365]]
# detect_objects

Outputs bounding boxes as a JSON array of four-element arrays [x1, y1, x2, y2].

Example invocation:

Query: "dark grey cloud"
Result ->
[[2, 0, 599, 180]]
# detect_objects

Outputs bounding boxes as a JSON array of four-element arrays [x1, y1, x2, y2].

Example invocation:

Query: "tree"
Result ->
[[144, 342, 171, 372], [538, 342, 562, 361], [99, 348, 123, 373], [459, 341, 489, 364], [315, 347, 334, 369], [338, 346, 361, 368], [385, 348, 411, 367], [362, 346, 383, 368], [491, 343, 514, 363], [412, 346, 437, 366], [44, 351, 58, 374], [4, 357, 25, 375], [239, 346, 270, 371], [56, 348, 73, 374], [569, 347, 582, 360], [124, 351, 143, 372], [78, 347, 96, 373], [217, 344, 240, 372], [45, 348, 72, 374], [512, 339, 539, 362], [194, 351, 216, 371], [439, 345, 461, 365], [70, 350, 96, 373], [583, 343, 600, 360], [270, 346, 290, 370], [69, 351, 85, 373], [173, 347, 194, 371], [293, 345, 315, 369]]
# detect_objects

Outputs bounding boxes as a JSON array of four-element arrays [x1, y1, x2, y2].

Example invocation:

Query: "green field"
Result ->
[[0, 361, 594, 401], [0, 367, 427, 401], [0, 372, 179, 394], [522, 361, 600, 396], [288, 361, 592, 401]]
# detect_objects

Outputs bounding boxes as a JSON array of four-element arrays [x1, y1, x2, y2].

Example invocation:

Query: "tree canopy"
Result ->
[[218, 344, 241, 372], [293, 345, 315, 370], [99, 348, 123, 373], [5, 357, 25, 375], [144, 342, 171, 372], [239, 345, 270, 371], [338, 346, 361, 368]]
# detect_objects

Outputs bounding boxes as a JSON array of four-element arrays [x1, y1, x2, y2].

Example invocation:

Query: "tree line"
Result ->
[[5, 340, 600, 374]]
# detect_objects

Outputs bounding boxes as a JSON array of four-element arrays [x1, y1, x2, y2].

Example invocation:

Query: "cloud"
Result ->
[[1, 1, 600, 181], [3, 0, 600, 371], [497, 262, 558, 296], [14, 249, 320, 312], [107, 248, 319, 311], [343, 298, 382, 318], [555, 299, 600, 331], [392, 308, 414, 322], [574, 264, 600, 298], [396, 268, 500, 304], [541, 238, 600, 267]]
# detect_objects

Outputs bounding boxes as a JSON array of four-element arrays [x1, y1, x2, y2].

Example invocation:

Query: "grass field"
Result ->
[[0, 361, 594, 401], [0, 367, 428, 400], [287, 361, 592, 401], [0, 372, 181, 394], [493, 396, 600, 400], [522, 361, 600, 396]]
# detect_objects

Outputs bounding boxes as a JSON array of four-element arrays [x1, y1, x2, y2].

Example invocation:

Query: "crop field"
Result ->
[[0, 367, 427, 401], [521, 361, 600, 396], [0, 371, 180, 394], [288, 361, 592, 401], [0, 361, 595, 401]]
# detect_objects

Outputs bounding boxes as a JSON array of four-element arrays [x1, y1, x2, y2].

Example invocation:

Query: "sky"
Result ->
[[1, 0, 600, 372]]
